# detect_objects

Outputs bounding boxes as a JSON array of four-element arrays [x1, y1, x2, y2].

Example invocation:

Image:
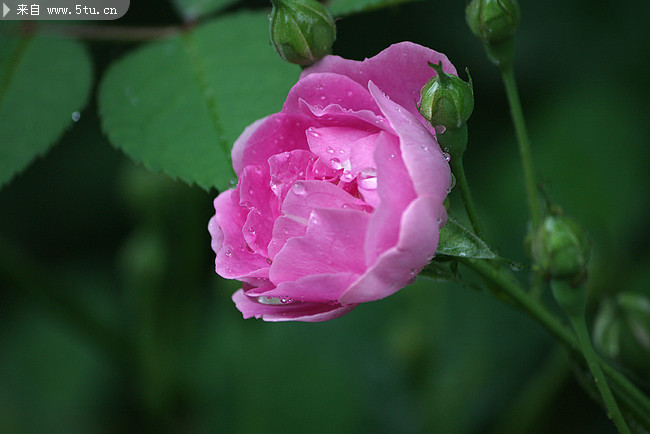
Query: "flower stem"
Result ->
[[551, 280, 630, 433], [500, 66, 542, 228], [450, 154, 483, 237], [457, 258, 650, 430]]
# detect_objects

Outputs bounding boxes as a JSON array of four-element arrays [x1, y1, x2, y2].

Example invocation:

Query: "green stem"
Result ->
[[500, 66, 542, 228], [450, 154, 483, 237], [570, 314, 630, 433], [458, 258, 650, 429], [551, 280, 629, 433]]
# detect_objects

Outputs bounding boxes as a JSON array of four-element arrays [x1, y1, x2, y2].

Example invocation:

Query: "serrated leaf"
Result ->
[[0, 35, 92, 189], [170, 0, 238, 20], [99, 12, 299, 191], [328, 0, 421, 16], [436, 216, 496, 259]]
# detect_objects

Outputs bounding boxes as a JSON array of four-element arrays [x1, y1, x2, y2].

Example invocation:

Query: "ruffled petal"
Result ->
[[364, 131, 417, 265], [368, 81, 451, 198], [302, 42, 457, 123], [246, 272, 358, 303], [210, 190, 269, 279], [270, 207, 370, 283], [341, 195, 440, 305], [283, 73, 381, 116], [232, 289, 356, 322], [231, 113, 312, 175]]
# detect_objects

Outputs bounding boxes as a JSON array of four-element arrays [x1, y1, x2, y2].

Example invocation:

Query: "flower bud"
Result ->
[[593, 293, 650, 380], [269, 0, 336, 66], [418, 62, 474, 130], [531, 214, 591, 283], [466, 0, 520, 44]]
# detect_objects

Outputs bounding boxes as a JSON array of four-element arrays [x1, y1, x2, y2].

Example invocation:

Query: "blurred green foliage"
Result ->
[[0, 0, 648, 431]]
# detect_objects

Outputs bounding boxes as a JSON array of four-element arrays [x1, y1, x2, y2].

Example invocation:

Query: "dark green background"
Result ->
[[1, 0, 648, 431]]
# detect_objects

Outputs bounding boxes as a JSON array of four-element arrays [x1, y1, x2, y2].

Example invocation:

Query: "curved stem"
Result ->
[[450, 154, 483, 237], [570, 313, 630, 433], [500, 67, 542, 229], [457, 258, 650, 429]]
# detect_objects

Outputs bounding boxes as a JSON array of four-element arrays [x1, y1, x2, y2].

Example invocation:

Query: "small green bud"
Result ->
[[466, 0, 520, 44], [532, 214, 591, 283], [418, 62, 474, 130], [594, 293, 650, 379], [269, 0, 336, 66]]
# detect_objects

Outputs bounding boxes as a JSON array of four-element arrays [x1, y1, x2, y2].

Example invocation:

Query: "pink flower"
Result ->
[[208, 42, 454, 322]]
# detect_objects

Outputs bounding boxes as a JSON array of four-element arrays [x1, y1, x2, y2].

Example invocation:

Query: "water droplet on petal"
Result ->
[[358, 167, 377, 190], [248, 226, 256, 235], [224, 250, 232, 257], [435, 125, 447, 135], [443, 152, 451, 162], [330, 158, 343, 170], [292, 181, 306, 195], [266, 258, 273, 265], [340, 170, 354, 182], [307, 127, 320, 137], [347, 91, 354, 97], [326, 146, 334, 154], [447, 173, 456, 193], [280, 298, 293, 304], [258, 296, 283, 305], [426, 254, 435, 262]]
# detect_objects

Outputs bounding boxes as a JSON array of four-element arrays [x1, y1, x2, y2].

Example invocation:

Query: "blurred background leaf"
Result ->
[[1, 0, 649, 432], [0, 33, 92, 188], [170, 0, 240, 21]]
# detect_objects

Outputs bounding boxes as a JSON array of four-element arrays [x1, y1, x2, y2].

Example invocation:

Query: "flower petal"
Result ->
[[231, 113, 311, 175], [270, 207, 370, 283], [368, 81, 451, 198], [283, 72, 381, 116], [341, 195, 440, 305], [232, 289, 356, 322], [303, 42, 457, 122]]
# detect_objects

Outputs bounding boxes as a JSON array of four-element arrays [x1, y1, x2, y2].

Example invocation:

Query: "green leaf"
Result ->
[[0, 35, 92, 189], [99, 12, 299, 191], [169, 0, 239, 21], [437, 216, 496, 259], [327, 0, 422, 17]]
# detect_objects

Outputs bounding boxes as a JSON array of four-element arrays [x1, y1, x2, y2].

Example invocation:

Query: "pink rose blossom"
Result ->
[[208, 42, 454, 321]]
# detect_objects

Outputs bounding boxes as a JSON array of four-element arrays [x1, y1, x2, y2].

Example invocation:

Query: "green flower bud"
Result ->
[[466, 0, 520, 44], [269, 0, 336, 66], [532, 214, 591, 283], [418, 62, 474, 130], [594, 293, 650, 380]]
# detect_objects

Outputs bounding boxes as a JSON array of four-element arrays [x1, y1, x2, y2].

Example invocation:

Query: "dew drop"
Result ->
[[224, 250, 232, 257], [435, 125, 446, 135], [340, 170, 354, 182], [347, 91, 354, 97], [280, 298, 294, 304], [258, 296, 283, 305], [307, 127, 320, 137], [319, 95, 327, 101], [292, 182, 306, 195], [71, 111, 81, 122], [266, 258, 273, 265], [248, 226, 256, 235], [357, 167, 377, 190], [443, 152, 451, 162], [330, 158, 343, 170], [447, 173, 456, 193], [426, 254, 435, 262], [337, 149, 345, 155], [326, 146, 335, 154]]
